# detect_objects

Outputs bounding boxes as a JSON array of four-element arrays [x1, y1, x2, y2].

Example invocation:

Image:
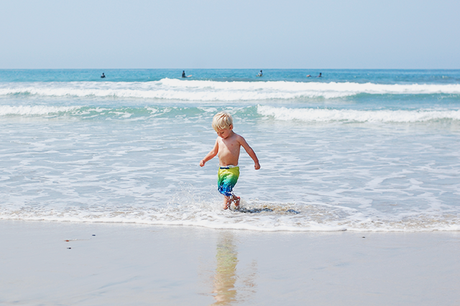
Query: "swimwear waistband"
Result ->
[[219, 165, 238, 169]]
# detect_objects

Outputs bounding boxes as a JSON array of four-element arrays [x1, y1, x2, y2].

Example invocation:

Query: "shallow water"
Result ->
[[1, 69, 459, 231]]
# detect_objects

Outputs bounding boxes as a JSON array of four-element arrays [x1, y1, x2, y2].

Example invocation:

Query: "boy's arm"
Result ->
[[238, 136, 260, 170], [200, 139, 219, 167]]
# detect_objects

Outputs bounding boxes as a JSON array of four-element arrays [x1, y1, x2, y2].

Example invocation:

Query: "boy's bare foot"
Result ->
[[223, 196, 240, 210], [232, 196, 240, 210]]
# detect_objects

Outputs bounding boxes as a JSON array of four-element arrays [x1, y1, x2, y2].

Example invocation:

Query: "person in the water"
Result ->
[[182, 71, 186, 78], [200, 111, 260, 210], [257, 70, 263, 77], [101, 73, 105, 78], [318, 72, 322, 77]]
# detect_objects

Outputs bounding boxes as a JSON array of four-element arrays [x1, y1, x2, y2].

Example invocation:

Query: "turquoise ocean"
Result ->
[[1, 69, 460, 231]]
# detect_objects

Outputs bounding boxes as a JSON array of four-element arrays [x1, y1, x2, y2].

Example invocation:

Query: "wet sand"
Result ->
[[1, 220, 459, 305]]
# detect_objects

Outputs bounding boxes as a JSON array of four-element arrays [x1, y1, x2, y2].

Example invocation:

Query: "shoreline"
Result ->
[[1, 220, 459, 305], [2, 217, 459, 232]]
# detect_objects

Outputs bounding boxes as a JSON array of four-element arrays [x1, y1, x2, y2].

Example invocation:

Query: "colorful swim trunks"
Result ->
[[217, 166, 240, 197]]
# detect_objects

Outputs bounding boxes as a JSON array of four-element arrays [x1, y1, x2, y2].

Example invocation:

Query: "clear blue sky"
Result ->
[[2, 0, 459, 69]]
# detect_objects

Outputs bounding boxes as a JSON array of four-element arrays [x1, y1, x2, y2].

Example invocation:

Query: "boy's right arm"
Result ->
[[200, 139, 219, 167]]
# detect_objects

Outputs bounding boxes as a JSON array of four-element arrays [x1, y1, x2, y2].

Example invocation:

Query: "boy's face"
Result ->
[[216, 125, 233, 139]]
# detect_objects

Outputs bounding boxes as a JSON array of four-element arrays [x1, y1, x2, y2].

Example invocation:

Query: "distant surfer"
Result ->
[[101, 73, 105, 78], [200, 112, 260, 210], [318, 72, 322, 77], [182, 71, 192, 78], [257, 70, 263, 77]]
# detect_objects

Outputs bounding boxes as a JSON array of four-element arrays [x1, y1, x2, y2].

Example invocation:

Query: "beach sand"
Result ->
[[1, 220, 459, 305]]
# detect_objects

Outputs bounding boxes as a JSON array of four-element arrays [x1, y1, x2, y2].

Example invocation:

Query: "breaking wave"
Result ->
[[258, 105, 460, 123], [1, 79, 460, 101]]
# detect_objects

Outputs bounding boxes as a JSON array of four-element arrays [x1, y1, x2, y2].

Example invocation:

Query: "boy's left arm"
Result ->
[[238, 136, 260, 170]]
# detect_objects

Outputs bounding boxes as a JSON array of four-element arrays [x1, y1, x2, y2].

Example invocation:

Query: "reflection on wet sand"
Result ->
[[212, 232, 257, 305]]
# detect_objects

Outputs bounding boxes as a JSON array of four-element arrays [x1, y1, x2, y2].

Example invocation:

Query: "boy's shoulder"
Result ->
[[216, 131, 244, 143], [234, 132, 247, 141], [231, 132, 245, 142]]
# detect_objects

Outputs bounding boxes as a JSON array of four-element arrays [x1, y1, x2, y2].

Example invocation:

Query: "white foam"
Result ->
[[1, 80, 460, 101], [0, 105, 81, 116], [257, 105, 460, 123], [1, 198, 459, 232]]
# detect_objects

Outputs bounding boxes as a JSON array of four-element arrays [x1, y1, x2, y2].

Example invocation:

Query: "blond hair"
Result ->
[[212, 111, 233, 131]]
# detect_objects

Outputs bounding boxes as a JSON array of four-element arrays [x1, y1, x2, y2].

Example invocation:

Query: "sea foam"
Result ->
[[258, 105, 460, 123], [0, 105, 80, 116], [1, 80, 460, 101]]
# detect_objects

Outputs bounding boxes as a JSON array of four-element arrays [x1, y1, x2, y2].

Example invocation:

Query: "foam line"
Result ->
[[258, 105, 460, 123], [1, 80, 459, 101]]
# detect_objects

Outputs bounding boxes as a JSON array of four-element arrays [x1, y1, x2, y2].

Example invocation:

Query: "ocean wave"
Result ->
[[0, 105, 188, 118], [0, 105, 81, 116], [258, 105, 460, 123], [1, 200, 459, 232], [3, 104, 460, 124], [1, 79, 460, 101]]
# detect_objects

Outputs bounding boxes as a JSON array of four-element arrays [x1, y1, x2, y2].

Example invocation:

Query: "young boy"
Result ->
[[200, 111, 260, 210]]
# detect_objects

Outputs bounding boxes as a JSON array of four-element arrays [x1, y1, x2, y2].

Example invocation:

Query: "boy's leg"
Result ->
[[223, 195, 240, 210], [232, 195, 240, 209], [223, 196, 231, 210]]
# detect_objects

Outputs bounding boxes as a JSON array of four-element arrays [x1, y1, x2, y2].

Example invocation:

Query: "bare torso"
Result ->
[[217, 132, 241, 166]]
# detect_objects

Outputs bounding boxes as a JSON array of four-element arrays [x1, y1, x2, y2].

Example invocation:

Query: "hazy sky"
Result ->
[[2, 0, 459, 69]]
